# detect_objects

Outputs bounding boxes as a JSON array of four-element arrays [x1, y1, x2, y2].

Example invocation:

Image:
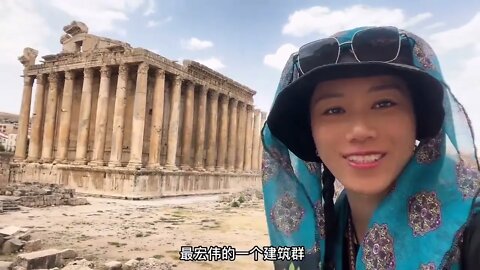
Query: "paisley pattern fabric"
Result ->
[[261, 27, 480, 270]]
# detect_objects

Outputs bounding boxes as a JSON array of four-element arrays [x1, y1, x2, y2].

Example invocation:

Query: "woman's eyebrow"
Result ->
[[368, 83, 405, 93], [312, 92, 344, 104]]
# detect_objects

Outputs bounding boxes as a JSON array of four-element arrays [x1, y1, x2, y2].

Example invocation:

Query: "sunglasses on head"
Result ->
[[297, 26, 408, 75]]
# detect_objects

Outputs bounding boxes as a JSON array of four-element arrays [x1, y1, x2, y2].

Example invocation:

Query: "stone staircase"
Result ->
[[0, 197, 20, 212]]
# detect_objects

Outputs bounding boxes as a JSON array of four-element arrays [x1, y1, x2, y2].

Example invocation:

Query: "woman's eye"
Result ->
[[374, 100, 397, 109], [323, 107, 344, 115]]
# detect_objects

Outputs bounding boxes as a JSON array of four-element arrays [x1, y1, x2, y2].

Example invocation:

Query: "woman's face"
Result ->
[[310, 75, 416, 197]]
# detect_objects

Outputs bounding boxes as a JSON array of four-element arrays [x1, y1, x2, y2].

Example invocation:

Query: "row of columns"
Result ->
[[14, 63, 266, 173]]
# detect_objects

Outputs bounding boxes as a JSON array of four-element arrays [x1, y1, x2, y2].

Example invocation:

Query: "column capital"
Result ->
[[64, 70, 75, 80], [238, 101, 246, 109], [83, 68, 94, 79], [230, 99, 238, 106], [100, 66, 112, 78], [155, 69, 165, 78], [48, 72, 58, 82], [118, 64, 129, 78], [35, 74, 45, 84], [137, 62, 149, 75], [246, 104, 254, 111], [220, 94, 229, 105], [209, 90, 219, 98], [23, 75, 34, 86], [173, 75, 183, 84], [254, 108, 261, 114], [198, 85, 208, 95]]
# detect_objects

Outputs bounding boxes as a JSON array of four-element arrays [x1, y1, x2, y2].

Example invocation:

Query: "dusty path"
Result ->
[[1, 194, 273, 269]]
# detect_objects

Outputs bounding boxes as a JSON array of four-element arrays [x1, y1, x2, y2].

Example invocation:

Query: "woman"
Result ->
[[262, 26, 480, 269]]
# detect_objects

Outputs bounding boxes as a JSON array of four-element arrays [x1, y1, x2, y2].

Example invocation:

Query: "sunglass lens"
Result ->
[[298, 38, 339, 74], [353, 27, 400, 62]]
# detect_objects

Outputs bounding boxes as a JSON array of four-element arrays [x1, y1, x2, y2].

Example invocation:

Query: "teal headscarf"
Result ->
[[262, 27, 480, 269]]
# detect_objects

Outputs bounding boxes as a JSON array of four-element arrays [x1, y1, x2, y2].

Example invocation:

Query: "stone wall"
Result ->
[[0, 152, 13, 187]]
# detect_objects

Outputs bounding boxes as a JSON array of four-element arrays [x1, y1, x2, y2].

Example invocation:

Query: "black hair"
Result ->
[[321, 163, 337, 269]]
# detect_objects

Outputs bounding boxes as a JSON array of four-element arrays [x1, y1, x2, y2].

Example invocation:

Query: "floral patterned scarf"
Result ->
[[261, 27, 480, 270]]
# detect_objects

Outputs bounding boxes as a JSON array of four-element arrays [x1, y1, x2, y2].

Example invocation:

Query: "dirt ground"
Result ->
[[0, 193, 273, 270]]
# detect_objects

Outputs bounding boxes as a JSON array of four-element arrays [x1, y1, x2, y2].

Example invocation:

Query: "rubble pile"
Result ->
[[219, 188, 263, 208], [0, 182, 89, 209]]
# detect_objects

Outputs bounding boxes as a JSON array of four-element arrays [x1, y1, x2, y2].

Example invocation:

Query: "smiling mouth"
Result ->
[[345, 153, 386, 164]]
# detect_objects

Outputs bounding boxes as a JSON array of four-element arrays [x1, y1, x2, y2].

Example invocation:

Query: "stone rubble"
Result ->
[[219, 188, 263, 208], [0, 182, 89, 210]]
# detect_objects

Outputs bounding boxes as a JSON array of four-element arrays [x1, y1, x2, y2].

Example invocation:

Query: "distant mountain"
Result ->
[[0, 112, 19, 122]]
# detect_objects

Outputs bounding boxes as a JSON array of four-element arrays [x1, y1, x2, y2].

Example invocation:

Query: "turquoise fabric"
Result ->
[[261, 27, 480, 270]]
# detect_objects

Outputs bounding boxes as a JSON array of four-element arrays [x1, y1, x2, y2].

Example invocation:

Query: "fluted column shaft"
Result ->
[[128, 63, 149, 168], [74, 68, 94, 164], [235, 103, 247, 171], [165, 76, 182, 170], [147, 69, 166, 168], [14, 75, 34, 161], [41, 72, 59, 162], [55, 71, 75, 162], [193, 86, 207, 170], [108, 65, 129, 167], [216, 95, 229, 171], [180, 81, 195, 169], [227, 99, 238, 171], [89, 66, 111, 165], [243, 106, 254, 172], [27, 75, 45, 162], [206, 91, 219, 171], [251, 109, 262, 172]]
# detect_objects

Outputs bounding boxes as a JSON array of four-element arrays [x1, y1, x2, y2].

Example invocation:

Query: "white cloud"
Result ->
[[143, 0, 155, 16], [282, 5, 433, 37], [424, 22, 445, 30], [264, 43, 299, 70], [146, 16, 172, 28], [182, 37, 214, 51], [48, 0, 145, 34], [429, 13, 480, 54], [195, 57, 225, 70], [0, 0, 54, 114]]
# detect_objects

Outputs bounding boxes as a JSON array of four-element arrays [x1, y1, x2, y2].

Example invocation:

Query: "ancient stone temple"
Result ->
[[10, 21, 266, 198]]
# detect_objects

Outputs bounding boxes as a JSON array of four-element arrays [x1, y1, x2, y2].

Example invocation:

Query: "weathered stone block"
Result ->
[[123, 259, 138, 270], [61, 249, 78, 260], [13, 249, 62, 269], [23, 239, 42, 252], [0, 226, 21, 237], [0, 261, 12, 270], [2, 238, 25, 254], [104, 261, 122, 270]]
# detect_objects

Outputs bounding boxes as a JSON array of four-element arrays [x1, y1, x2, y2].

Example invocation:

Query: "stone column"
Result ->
[[216, 95, 229, 171], [235, 102, 247, 171], [27, 74, 45, 162], [251, 109, 262, 172], [128, 62, 149, 168], [258, 112, 267, 170], [108, 65, 129, 167], [193, 85, 207, 170], [164, 75, 182, 170], [89, 66, 111, 166], [147, 69, 166, 169], [14, 75, 34, 161], [226, 99, 238, 172], [55, 70, 75, 163], [205, 90, 219, 171], [243, 106, 254, 172], [180, 81, 195, 170], [74, 68, 94, 165], [40, 72, 59, 162]]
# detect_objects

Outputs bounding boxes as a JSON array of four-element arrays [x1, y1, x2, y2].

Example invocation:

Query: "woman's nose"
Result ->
[[345, 119, 377, 143]]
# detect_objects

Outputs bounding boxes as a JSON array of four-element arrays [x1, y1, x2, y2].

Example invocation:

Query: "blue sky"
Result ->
[[1, 0, 480, 137]]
